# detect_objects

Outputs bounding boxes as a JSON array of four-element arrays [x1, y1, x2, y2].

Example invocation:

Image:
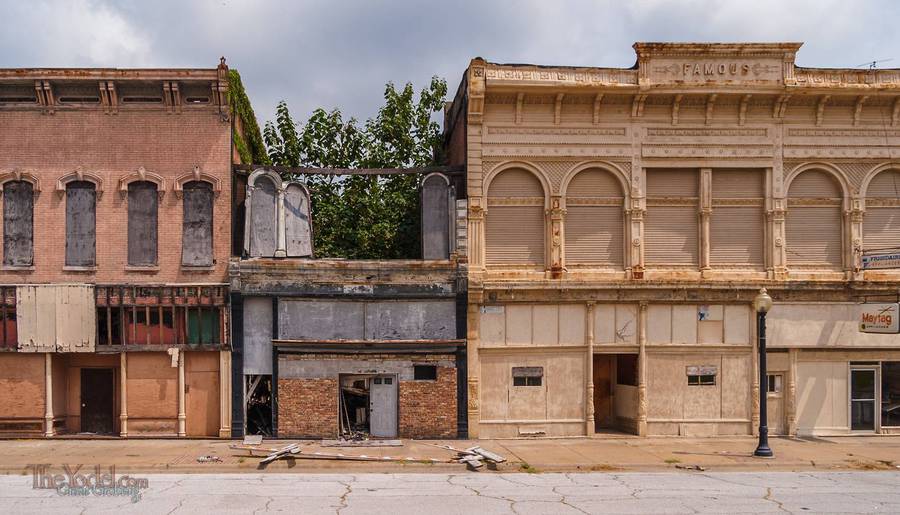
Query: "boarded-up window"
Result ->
[[127, 181, 158, 266], [182, 181, 214, 266], [786, 170, 843, 267], [564, 169, 624, 267], [421, 174, 451, 259], [645, 169, 699, 265], [249, 175, 277, 257], [710, 169, 765, 266], [864, 170, 900, 251], [486, 168, 545, 266], [3, 181, 33, 266], [65, 181, 96, 267], [284, 182, 313, 257]]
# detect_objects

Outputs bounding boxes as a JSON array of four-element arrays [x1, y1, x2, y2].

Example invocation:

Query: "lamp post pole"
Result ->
[[754, 288, 774, 458]]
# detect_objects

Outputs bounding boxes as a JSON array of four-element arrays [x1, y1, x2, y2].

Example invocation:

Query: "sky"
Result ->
[[2, 0, 899, 127]]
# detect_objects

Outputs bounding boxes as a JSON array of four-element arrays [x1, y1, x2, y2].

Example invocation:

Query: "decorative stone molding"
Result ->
[[243, 168, 313, 258], [0, 169, 41, 193], [117, 167, 166, 199], [56, 167, 104, 199], [173, 166, 222, 198]]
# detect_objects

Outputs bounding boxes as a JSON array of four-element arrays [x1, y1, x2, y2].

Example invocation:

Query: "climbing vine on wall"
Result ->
[[228, 70, 269, 165]]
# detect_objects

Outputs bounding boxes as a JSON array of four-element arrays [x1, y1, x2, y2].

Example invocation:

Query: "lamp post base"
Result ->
[[753, 445, 774, 458]]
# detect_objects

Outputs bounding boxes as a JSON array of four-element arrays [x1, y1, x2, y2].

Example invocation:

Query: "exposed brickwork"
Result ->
[[0, 109, 231, 285], [399, 365, 458, 438], [278, 378, 339, 438]]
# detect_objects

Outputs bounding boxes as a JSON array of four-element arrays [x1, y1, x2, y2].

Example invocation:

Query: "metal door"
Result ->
[[850, 368, 877, 431], [369, 375, 398, 438]]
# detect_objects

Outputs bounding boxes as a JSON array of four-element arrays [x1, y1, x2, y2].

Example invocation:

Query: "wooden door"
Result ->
[[369, 375, 398, 438], [593, 355, 613, 430]]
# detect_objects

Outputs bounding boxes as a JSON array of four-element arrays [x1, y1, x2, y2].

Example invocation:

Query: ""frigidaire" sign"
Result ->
[[859, 303, 899, 333]]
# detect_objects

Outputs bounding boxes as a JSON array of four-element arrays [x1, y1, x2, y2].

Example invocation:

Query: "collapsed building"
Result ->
[[229, 167, 468, 439], [0, 62, 235, 437], [446, 42, 900, 438]]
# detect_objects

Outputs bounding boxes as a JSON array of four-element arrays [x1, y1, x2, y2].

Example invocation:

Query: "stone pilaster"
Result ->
[[119, 352, 128, 437], [585, 302, 595, 435], [637, 302, 648, 436], [548, 196, 565, 275], [44, 353, 54, 438]]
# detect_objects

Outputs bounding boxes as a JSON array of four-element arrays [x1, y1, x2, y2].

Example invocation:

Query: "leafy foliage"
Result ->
[[228, 70, 269, 165], [262, 77, 448, 259]]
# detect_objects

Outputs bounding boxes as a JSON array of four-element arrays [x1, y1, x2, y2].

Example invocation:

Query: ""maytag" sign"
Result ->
[[859, 303, 899, 333]]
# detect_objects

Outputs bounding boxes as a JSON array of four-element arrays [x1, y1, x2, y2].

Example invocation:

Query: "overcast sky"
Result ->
[[2, 0, 899, 126]]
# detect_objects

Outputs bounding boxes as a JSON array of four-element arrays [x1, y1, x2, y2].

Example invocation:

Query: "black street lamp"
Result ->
[[753, 288, 774, 458]]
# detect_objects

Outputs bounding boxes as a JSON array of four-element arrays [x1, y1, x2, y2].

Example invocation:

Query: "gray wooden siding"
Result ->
[[3, 181, 33, 266], [65, 181, 96, 267], [127, 181, 158, 266], [182, 181, 214, 266]]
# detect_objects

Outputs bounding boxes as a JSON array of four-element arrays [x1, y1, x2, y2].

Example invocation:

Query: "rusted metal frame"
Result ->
[[232, 164, 464, 176]]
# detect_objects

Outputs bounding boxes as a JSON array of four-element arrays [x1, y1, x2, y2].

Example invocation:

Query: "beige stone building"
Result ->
[[444, 43, 900, 438]]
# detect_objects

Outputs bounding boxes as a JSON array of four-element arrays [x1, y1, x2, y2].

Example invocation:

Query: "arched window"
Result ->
[[485, 168, 545, 266], [786, 170, 843, 268], [564, 169, 624, 268], [248, 174, 278, 257], [127, 181, 158, 266], [421, 174, 451, 260], [864, 169, 900, 251], [182, 181, 214, 266], [3, 180, 33, 266], [66, 181, 96, 267]]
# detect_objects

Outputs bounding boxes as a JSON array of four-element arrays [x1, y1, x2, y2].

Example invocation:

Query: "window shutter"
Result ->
[[182, 181, 214, 266], [645, 206, 699, 264], [645, 169, 699, 266], [486, 169, 545, 266], [786, 206, 843, 266], [710, 169, 765, 266], [3, 181, 33, 266], [65, 181, 96, 267], [786, 171, 843, 268], [866, 170, 900, 198], [127, 181, 159, 266], [564, 169, 624, 267], [284, 183, 313, 257], [863, 171, 900, 251]]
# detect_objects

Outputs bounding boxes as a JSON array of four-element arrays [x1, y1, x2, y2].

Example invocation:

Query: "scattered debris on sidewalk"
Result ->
[[675, 464, 706, 471], [196, 455, 222, 463], [230, 441, 506, 470], [243, 435, 263, 446], [321, 439, 403, 447], [422, 443, 507, 470]]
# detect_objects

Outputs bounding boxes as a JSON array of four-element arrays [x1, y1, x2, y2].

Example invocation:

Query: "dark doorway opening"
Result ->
[[245, 375, 272, 436], [593, 354, 639, 434], [80, 368, 115, 434]]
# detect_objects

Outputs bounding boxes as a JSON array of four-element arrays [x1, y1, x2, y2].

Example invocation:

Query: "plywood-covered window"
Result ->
[[564, 169, 624, 267], [645, 169, 699, 266], [127, 181, 158, 266], [3, 181, 33, 266], [864, 170, 900, 252], [786, 170, 843, 268], [710, 169, 765, 266], [486, 168, 545, 266], [182, 181, 214, 266], [65, 181, 96, 267], [248, 175, 277, 257]]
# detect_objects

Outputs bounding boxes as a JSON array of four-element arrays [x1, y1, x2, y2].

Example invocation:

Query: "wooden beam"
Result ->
[[272, 338, 466, 346], [232, 164, 464, 176]]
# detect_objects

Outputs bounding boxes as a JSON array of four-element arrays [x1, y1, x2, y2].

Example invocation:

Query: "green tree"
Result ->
[[262, 76, 448, 258]]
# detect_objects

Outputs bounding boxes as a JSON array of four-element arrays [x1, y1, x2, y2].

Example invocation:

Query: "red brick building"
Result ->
[[0, 62, 234, 437]]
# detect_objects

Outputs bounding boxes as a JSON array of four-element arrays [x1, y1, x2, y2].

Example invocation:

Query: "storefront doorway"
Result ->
[[850, 367, 878, 432]]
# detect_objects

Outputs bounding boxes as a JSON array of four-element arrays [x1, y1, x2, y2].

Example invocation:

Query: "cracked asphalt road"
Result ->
[[1, 471, 898, 514]]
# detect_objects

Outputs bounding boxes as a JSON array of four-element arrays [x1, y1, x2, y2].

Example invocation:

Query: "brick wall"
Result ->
[[0, 109, 231, 285], [277, 378, 339, 438], [399, 365, 458, 438]]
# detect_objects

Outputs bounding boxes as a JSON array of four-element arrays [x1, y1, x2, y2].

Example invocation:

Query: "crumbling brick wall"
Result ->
[[399, 365, 457, 438], [277, 377, 339, 437]]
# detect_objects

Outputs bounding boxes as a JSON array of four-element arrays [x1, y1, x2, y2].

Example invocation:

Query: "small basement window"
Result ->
[[512, 366, 543, 387], [414, 365, 437, 381], [686, 365, 717, 386]]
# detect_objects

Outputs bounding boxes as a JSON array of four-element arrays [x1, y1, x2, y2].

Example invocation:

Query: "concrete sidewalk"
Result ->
[[2, 435, 899, 474]]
